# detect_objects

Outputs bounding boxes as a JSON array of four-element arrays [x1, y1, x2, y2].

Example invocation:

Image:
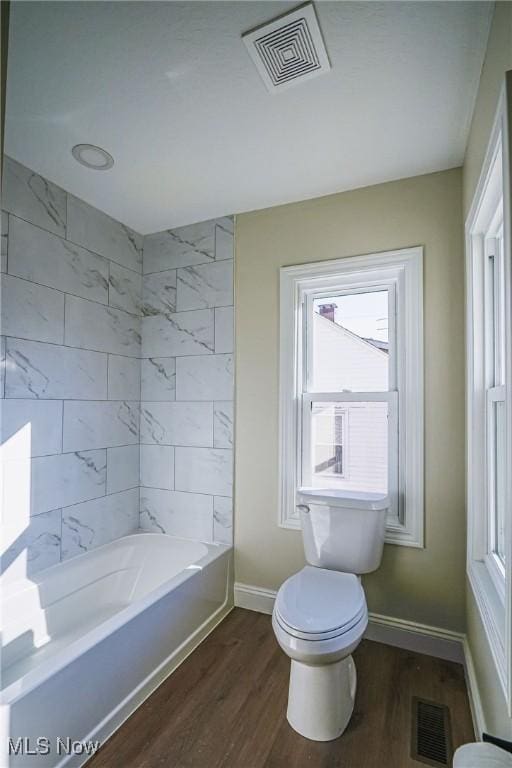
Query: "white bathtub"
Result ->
[[1, 533, 233, 767]]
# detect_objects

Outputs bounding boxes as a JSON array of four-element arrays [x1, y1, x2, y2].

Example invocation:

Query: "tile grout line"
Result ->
[[5, 210, 9, 275], [60, 286, 67, 562], [138, 239, 145, 527], [5, 208, 143, 278], [64, 186, 68, 240], [31, 486, 140, 520], [4, 333, 140, 361]]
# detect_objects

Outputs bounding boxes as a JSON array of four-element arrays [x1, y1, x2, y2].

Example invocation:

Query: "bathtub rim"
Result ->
[[1, 532, 231, 705]]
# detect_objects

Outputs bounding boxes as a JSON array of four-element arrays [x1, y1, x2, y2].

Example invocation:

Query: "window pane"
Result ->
[[495, 235, 505, 386], [493, 399, 506, 566], [309, 401, 388, 494], [311, 290, 389, 392]]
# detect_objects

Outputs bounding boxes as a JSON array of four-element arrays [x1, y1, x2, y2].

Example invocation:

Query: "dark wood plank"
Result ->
[[88, 608, 474, 768]]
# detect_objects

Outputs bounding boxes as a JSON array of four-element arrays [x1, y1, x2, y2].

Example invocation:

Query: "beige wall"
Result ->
[[463, 2, 512, 218], [234, 167, 466, 633], [462, 2, 512, 739]]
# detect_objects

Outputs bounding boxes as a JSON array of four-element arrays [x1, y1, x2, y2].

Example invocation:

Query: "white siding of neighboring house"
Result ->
[[310, 313, 388, 493]]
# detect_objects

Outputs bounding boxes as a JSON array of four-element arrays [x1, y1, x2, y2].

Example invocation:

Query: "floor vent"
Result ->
[[411, 697, 453, 767], [242, 2, 330, 93]]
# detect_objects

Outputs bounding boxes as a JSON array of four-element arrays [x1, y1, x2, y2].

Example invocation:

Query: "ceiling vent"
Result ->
[[242, 2, 330, 93]]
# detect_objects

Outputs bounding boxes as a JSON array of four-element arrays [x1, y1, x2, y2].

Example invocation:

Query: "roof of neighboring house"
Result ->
[[362, 337, 389, 353], [314, 311, 389, 356]]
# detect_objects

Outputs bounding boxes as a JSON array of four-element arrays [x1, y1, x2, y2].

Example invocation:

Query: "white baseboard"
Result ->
[[366, 612, 465, 664], [463, 636, 487, 740], [234, 581, 464, 662], [234, 582, 277, 615]]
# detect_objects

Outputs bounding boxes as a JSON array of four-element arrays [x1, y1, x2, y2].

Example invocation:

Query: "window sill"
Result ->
[[468, 558, 508, 703]]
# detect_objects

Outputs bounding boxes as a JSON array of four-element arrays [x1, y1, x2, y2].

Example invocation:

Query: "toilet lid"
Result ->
[[274, 566, 366, 640]]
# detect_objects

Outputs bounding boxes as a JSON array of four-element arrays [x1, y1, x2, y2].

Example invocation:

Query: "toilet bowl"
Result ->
[[272, 490, 388, 741], [272, 566, 368, 741]]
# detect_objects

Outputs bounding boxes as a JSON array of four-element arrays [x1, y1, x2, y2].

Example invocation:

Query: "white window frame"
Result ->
[[279, 246, 424, 548], [466, 81, 512, 712]]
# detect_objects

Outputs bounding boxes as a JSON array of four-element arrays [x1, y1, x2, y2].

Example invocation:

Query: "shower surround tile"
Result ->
[[143, 220, 216, 274], [140, 402, 213, 447], [141, 309, 214, 358], [1, 211, 8, 272], [2, 156, 66, 236], [140, 488, 213, 541], [0, 157, 150, 571], [142, 270, 177, 316], [107, 445, 140, 494], [1, 274, 64, 344], [2, 449, 106, 519], [109, 262, 142, 316], [1, 162, 235, 572], [108, 355, 141, 400], [175, 354, 233, 401], [175, 447, 233, 497], [61, 488, 139, 560], [5, 339, 107, 400], [8, 215, 109, 304], [214, 307, 234, 354], [1, 399, 62, 457], [176, 260, 233, 311], [214, 402, 233, 449], [67, 195, 142, 273], [214, 218, 234, 261], [65, 295, 141, 356], [140, 444, 174, 490], [139, 214, 234, 543], [63, 400, 139, 452], [141, 357, 176, 401], [0, 336, 5, 398], [2, 509, 62, 579], [213, 496, 233, 546]]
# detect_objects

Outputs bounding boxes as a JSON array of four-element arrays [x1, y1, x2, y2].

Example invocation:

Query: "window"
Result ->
[[303, 289, 396, 502], [279, 246, 424, 547], [485, 215, 506, 583], [466, 82, 512, 711]]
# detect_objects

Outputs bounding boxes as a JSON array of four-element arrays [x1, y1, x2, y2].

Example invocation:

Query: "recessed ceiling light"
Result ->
[[71, 144, 114, 171]]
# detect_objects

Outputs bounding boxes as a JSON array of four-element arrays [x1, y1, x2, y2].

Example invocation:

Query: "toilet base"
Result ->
[[286, 655, 357, 741]]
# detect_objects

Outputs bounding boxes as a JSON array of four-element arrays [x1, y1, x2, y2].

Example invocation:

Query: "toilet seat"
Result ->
[[274, 566, 366, 641]]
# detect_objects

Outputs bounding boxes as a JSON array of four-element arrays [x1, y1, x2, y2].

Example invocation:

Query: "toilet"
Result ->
[[272, 489, 389, 742]]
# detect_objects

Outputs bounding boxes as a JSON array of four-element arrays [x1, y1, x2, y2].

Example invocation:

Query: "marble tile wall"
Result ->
[[1, 157, 235, 581], [1, 156, 142, 579], [140, 217, 234, 545]]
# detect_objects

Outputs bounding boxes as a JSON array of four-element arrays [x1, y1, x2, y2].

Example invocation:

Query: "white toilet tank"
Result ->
[[298, 489, 389, 574]]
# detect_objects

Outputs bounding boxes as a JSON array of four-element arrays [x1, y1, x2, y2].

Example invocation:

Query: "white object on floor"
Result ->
[[272, 491, 388, 741], [453, 743, 512, 767]]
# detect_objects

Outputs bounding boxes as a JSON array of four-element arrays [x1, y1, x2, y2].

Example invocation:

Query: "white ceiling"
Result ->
[[5, 1, 492, 234]]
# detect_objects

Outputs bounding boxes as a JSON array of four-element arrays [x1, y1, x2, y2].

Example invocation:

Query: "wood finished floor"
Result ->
[[88, 608, 474, 768]]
